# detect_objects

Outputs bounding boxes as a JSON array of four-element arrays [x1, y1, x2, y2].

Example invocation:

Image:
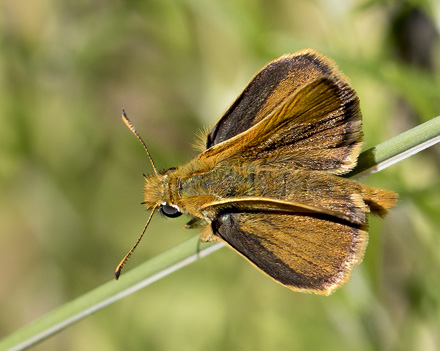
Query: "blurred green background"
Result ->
[[1, 0, 440, 350]]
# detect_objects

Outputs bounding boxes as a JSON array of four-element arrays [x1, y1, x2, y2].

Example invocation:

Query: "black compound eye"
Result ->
[[160, 203, 182, 218]]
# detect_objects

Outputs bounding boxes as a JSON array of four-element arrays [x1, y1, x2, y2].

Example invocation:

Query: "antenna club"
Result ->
[[114, 205, 157, 280]]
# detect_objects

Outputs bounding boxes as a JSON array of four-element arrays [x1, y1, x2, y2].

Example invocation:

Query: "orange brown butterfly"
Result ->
[[115, 49, 397, 295]]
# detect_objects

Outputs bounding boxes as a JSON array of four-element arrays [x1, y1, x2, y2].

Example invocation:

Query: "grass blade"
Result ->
[[0, 238, 223, 351], [349, 116, 440, 180]]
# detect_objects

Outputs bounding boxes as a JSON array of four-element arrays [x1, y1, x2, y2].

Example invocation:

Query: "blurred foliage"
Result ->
[[1, 0, 439, 350]]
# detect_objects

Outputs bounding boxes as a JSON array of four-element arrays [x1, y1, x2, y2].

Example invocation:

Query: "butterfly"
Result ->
[[116, 49, 397, 295]]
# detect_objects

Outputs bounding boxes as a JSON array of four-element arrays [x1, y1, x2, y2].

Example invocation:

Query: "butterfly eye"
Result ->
[[160, 203, 182, 218]]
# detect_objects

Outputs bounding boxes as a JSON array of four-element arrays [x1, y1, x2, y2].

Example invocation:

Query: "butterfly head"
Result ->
[[142, 173, 166, 209]]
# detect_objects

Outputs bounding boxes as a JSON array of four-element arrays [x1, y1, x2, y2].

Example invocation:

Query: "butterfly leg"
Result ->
[[200, 225, 218, 242]]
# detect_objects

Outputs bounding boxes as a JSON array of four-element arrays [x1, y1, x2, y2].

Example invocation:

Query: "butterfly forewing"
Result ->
[[201, 77, 362, 174], [212, 211, 368, 295], [206, 49, 356, 149]]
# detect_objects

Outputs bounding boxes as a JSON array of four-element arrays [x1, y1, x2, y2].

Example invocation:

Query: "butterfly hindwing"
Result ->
[[211, 211, 368, 295]]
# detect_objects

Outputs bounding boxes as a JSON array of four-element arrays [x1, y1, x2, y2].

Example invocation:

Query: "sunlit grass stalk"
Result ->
[[349, 116, 440, 180], [1, 115, 439, 351]]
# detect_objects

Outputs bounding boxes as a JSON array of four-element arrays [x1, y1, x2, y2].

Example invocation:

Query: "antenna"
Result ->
[[115, 205, 157, 279], [121, 110, 158, 176]]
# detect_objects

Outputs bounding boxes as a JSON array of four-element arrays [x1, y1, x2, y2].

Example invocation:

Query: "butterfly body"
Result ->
[[147, 162, 383, 224]]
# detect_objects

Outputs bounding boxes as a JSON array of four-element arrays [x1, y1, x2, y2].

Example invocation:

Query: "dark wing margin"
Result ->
[[206, 49, 354, 148], [212, 211, 368, 295]]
